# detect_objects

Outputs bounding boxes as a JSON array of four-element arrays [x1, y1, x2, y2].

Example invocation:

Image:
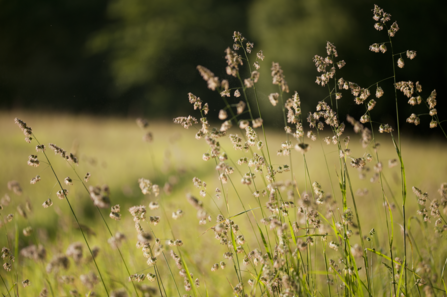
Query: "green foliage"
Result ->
[[249, 0, 351, 102], [1, 0, 446, 128], [88, 0, 249, 116]]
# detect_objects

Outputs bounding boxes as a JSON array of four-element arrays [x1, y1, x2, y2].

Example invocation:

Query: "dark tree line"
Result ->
[[0, 0, 445, 135]]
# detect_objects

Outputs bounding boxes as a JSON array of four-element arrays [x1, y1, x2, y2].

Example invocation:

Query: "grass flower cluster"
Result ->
[[1, 4, 447, 297]]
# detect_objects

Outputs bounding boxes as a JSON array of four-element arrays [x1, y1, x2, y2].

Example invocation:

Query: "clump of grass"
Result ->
[[1, 4, 447, 297]]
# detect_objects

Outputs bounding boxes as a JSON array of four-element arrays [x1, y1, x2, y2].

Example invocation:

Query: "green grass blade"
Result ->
[[251, 263, 264, 295], [287, 219, 297, 245], [296, 234, 326, 239], [330, 264, 355, 296], [383, 195, 394, 245], [396, 257, 405, 297], [441, 258, 447, 293], [229, 207, 260, 219], [367, 248, 393, 262], [257, 226, 272, 261], [179, 250, 199, 297]]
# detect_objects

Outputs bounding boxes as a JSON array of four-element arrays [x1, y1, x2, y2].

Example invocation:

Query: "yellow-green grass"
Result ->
[[1, 111, 446, 296]]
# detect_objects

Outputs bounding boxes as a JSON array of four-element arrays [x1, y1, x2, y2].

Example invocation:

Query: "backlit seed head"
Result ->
[[109, 212, 121, 221], [6, 214, 14, 222], [337, 60, 346, 69], [148, 202, 159, 210], [406, 50, 417, 60], [360, 114, 370, 123], [220, 261, 226, 269], [138, 178, 153, 195], [295, 143, 309, 154], [397, 58, 405, 68], [244, 78, 254, 88], [3, 262, 12, 271], [186, 194, 203, 210], [23, 227, 33, 237], [416, 81, 422, 93], [14, 117, 28, 131], [149, 216, 160, 225], [41, 198, 52, 208], [146, 273, 156, 282], [367, 99, 376, 111], [143, 132, 153, 142], [138, 232, 153, 244], [136, 118, 149, 128], [211, 263, 219, 271], [346, 230, 353, 238], [84, 172, 91, 182], [218, 110, 227, 120], [408, 97, 417, 106], [30, 175, 41, 185], [388, 159, 397, 168], [67, 153, 79, 165], [146, 257, 157, 266], [379, 124, 393, 133], [430, 120, 437, 129], [406, 113, 419, 125], [268, 93, 279, 106], [223, 252, 233, 259], [64, 177, 73, 185], [329, 241, 339, 251], [369, 43, 380, 53], [56, 189, 68, 199], [236, 235, 245, 245], [110, 205, 120, 213], [27, 157, 40, 167], [251, 118, 263, 128], [374, 23, 383, 31], [172, 210, 184, 220], [376, 86, 384, 98]]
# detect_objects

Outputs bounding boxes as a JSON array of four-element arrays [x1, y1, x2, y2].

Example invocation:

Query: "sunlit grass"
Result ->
[[1, 110, 446, 296]]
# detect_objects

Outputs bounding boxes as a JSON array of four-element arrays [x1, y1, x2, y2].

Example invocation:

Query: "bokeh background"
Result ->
[[0, 0, 446, 135], [1, 1, 447, 295]]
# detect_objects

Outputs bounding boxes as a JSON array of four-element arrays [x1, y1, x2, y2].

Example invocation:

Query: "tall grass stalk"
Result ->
[[387, 28, 408, 295], [68, 165, 140, 297], [6, 5, 447, 296], [32, 134, 110, 297]]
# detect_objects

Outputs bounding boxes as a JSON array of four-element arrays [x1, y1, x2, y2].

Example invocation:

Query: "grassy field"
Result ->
[[1, 110, 447, 296]]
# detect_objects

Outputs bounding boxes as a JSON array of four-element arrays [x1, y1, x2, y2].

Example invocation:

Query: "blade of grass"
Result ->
[[396, 257, 406, 297], [441, 258, 447, 293], [178, 249, 199, 297], [257, 226, 272, 262]]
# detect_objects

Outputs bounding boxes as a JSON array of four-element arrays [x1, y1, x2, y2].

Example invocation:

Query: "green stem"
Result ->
[[0, 274, 11, 297], [69, 166, 140, 297], [33, 135, 110, 297], [387, 24, 407, 295], [366, 109, 396, 296]]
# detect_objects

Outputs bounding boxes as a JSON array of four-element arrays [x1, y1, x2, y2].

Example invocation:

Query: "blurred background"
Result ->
[[1, 2, 447, 295], [0, 0, 446, 135]]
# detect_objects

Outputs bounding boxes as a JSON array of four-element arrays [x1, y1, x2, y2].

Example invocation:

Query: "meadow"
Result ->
[[1, 110, 446, 297], [1, 5, 447, 297]]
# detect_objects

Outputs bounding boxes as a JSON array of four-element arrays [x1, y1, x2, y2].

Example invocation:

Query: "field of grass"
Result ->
[[1, 110, 447, 297], [2, 5, 447, 296]]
